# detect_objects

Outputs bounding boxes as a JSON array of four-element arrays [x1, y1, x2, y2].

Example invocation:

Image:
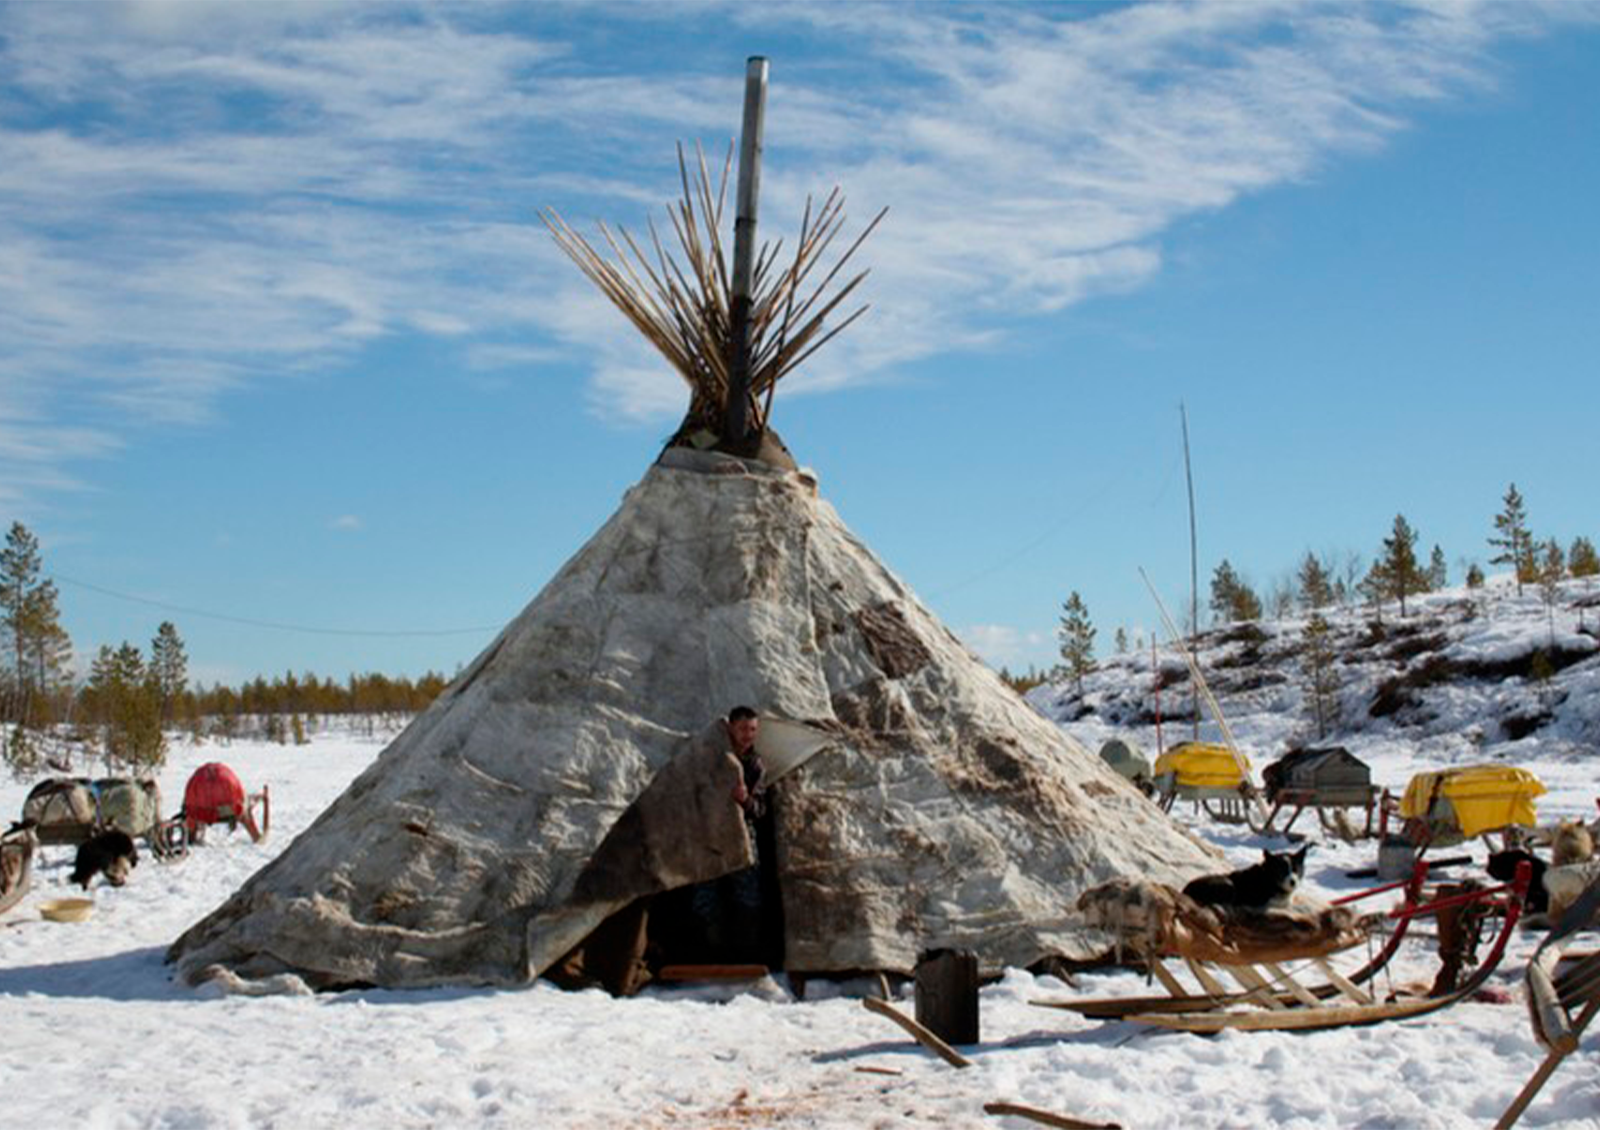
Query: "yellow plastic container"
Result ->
[[1399, 765, 1546, 839], [1153, 741, 1251, 790], [38, 897, 94, 923]]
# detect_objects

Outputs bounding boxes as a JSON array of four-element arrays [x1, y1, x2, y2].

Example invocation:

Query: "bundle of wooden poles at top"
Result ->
[[540, 58, 887, 455]]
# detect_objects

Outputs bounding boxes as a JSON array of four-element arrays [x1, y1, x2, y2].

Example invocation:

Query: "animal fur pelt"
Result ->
[[1077, 879, 1373, 965], [194, 963, 314, 998], [1544, 860, 1600, 925]]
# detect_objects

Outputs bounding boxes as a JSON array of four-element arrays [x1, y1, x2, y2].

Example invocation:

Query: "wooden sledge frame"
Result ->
[[1251, 785, 1382, 841], [1495, 878, 1600, 1129], [1040, 860, 1531, 1032], [160, 784, 272, 857], [0, 822, 38, 916]]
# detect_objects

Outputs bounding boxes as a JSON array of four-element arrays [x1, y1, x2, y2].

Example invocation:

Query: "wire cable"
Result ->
[[50, 572, 501, 638]]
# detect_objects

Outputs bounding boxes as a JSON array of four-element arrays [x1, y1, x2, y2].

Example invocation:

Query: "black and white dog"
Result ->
[[1487, 849, 1548, 915], [70, 830, 139, 890], [1184, 846, 1308, 911]]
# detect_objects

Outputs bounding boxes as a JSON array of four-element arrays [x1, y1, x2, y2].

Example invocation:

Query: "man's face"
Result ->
[[728, 716, 760, 754]]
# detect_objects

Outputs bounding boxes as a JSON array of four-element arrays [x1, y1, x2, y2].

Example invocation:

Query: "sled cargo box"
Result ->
[[1399, 764, 1545, 842], [1099, 738, 1152, 783], [22, 778, 99, 845], [94, 778, 162, 838], [1263, 747, 1374, 807], [1154, 741, 1250, 798], [20, 777, 162, 845]]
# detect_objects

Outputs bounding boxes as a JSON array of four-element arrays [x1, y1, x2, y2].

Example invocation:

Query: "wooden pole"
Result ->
[[1180, 402, 1199, 741], [723, 56, 768, 450]]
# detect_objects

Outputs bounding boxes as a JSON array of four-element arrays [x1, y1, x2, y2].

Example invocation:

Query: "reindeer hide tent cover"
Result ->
[[169, 448, 1217, 990]]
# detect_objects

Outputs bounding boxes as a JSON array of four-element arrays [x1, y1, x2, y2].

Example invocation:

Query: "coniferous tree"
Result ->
[[1114, 627, 1128, 655], [84, 641, 165, 772], [1380, 514, 1424, 617], [1300, 611, 1339, 739], [1297, 551, 1334, 612], [1489, 483, 1534, 594], [1466, 563, 1486, 589], [1209, 560, 1263, 625], [150, 621, 188, 725], [1057, 592, 1097, 696], [1358, 560, 1389, 624], [1427, 545, 1448, 591], [0, 521, 72, 737], [1267, 577, 1294, 620], [1569, 536, 1599, 581], [1537, 538, 1565, 644]]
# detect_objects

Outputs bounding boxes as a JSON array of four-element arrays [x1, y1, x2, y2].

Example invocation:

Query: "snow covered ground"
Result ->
[[2, 580, 1597, 1128]]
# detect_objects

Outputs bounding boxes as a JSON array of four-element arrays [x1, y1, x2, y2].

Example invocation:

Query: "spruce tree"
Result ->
[[1209, 560, 1262, 625], [1267, 578, 1293, 620], [1569, 536, 1599, 581], [1380, 514, 1423, 617], [1358, 560, 1389, 624], [85, 641, 165, 772], [1297, 551, 1334, 612], [1427, 545, 1448, 590], [1466, 563, 1485, 589], [1057, 592, 1097, 696], [1114, 627, 1128, 655], [0, 522, 72, 748], [151, 621, 188, 724], [1489, 483, 1534, 595], [1538, 538, 1565, 644], [1300, 611, 1338, 739]]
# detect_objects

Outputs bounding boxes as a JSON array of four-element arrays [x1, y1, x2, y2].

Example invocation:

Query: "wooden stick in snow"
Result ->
[[860, 995, 972, 1069], [983, 1100, 1122, 1130]]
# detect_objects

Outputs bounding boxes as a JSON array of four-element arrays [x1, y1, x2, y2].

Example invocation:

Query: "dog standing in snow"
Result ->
[[70, 830, 138, 890]]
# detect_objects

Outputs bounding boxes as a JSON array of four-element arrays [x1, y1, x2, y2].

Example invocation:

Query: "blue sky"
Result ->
[[3, 1, 1598, 687]]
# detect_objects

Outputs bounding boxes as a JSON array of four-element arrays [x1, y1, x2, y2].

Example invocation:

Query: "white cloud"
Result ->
[[0, 1, 1590, 507], [328, 515, 362, 532], [958, 623, 1053, 672]]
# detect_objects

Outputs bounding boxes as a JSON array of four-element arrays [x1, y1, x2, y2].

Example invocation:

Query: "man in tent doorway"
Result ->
[[692, 705, 781, 966], [726, 705, 766, 821]]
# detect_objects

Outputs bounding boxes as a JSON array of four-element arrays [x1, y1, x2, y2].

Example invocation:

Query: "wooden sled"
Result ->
[[1046, 860, 1530, 1033], [0, 822, 39, 916], [1495, 877, 1600, 1129], [182, 784, 271, 845]]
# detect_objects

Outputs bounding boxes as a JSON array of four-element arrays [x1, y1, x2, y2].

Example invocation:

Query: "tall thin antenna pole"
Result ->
[[1181, 402, 1199, 741], [724, 56, 769, 451]]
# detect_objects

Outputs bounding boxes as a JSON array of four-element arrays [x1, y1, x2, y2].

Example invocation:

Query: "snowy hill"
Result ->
[[1030, 575, 1600, 811]]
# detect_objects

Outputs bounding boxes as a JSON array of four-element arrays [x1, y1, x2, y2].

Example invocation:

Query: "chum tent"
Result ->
[[169, 450, 1219, 991]]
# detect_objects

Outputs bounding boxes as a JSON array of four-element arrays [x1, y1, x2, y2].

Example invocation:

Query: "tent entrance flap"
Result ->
[[555, 719, 815, 991]]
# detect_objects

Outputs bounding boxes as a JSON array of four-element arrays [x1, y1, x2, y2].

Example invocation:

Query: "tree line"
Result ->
[[1205, 483, 1595, 630], [1044, 482, 1598, 697], [1, 521, 450, 778]]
